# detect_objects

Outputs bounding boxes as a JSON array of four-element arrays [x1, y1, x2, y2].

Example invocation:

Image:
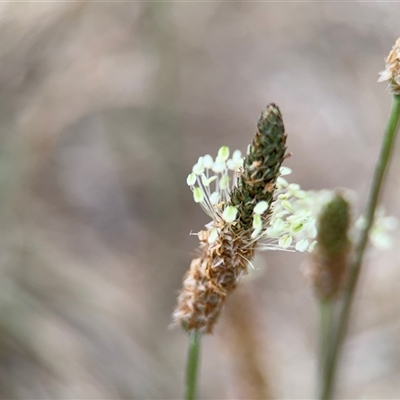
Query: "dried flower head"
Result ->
[[378, 37, 400, 94]]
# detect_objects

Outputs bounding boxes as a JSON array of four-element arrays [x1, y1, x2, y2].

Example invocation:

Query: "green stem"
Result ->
[[320, 94, 400, 400], [185, 332, 201, 400], [319, 298, 334, 397]]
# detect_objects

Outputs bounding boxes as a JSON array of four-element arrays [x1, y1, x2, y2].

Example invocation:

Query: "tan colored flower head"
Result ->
[[378, 37, 400, 94]]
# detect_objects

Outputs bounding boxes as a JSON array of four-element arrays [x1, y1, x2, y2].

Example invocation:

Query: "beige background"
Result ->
[[0, 2, 399, 398]]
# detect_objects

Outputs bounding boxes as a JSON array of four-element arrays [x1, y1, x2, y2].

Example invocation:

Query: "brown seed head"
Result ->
[[173, 224, 255, 333]]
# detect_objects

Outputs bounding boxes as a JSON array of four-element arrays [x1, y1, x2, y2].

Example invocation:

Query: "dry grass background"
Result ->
[[0, 2, 400, 399]]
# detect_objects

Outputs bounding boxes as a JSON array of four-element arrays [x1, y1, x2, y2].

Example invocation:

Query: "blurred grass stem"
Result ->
[[319, 298, 334, 397], [321, 94, 400, 399], [186, 333, 201, 400]]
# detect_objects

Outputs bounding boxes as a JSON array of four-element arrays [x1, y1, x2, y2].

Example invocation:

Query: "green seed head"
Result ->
[[230, 104, 287, 231]]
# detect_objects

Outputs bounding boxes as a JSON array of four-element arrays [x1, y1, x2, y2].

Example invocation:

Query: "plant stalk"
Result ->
[[319, 298, 334, 397], [320, 94, 400, 399], [186, 332, 201, 400]]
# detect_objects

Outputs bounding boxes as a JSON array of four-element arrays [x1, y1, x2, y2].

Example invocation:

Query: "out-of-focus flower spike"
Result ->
[[306, 193, 351, 300]]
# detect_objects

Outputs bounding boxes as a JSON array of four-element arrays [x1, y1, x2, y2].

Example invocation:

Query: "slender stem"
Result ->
[[185, 332, 201, 400], [320, 94, 400, 400], [318, 298, 334, 397]]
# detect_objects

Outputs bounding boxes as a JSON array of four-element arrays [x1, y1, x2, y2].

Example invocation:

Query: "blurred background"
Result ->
[[0, 2, 400, 399]]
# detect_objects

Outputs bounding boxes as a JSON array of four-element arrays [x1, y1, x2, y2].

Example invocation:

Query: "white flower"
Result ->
[[222, 206, 238, 223], [256, 170, 318, 252], [193, 187, 204, 203], [218, 146, 230, 161], [296, 239, 309, 252], [187, 173, 196, 186], [279, 234, 293, 249], [227, 150, 243, 171], [208, 228, 219, 244], [203, 154, 213, 169], [187, 147, 397, 256], [186, 146, 244, 220], [280, 166, 292, 176], [190, 165, 316, 253], [188, 152, 320, 253], [254, 201, 269, 215]]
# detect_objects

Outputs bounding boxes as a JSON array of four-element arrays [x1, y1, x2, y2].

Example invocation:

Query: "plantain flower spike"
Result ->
[[230, 105, 287, 232], [378, 37, 400, 94], [306, 193, 351, 300], [173, 104, 314, 334]]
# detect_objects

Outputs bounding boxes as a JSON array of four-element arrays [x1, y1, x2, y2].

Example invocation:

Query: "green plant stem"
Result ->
[[320, 94, 400, 400], [186, 332, 201, 400], [319, 298, 334, 397]]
